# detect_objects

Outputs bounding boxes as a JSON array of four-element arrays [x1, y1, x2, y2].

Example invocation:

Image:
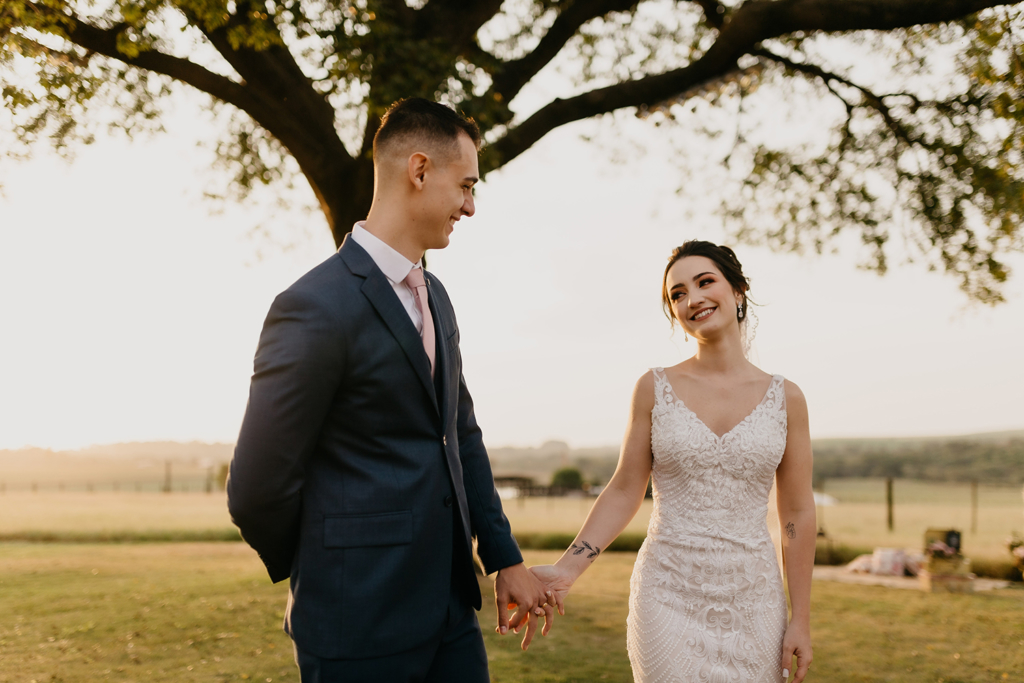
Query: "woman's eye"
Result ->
[[699, 278, 713, 287], [670, 292, 684, 301]]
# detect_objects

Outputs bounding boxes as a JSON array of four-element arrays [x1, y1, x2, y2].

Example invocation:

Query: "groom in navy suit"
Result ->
[[227, 98, 555, 682]]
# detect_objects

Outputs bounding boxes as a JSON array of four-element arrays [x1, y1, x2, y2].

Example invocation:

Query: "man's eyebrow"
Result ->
[[464, 176, 479, 184]]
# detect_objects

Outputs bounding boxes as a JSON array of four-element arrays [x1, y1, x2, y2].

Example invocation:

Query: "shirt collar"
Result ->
[[350, 222, 419, 284]]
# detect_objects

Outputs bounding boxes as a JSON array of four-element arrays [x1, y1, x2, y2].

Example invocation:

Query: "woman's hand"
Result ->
[[528, 564, 574, 616], [781, 620, 812, 682]]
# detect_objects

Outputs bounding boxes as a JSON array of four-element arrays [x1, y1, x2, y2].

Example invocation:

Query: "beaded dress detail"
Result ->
[[627, 368, 788, 683]]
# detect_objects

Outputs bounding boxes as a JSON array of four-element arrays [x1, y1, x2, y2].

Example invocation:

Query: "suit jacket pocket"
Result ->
[[323, 510, 413, 548]]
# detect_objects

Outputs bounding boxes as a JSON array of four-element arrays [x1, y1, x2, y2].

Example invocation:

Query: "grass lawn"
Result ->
[[2, 544, 1022, 682]]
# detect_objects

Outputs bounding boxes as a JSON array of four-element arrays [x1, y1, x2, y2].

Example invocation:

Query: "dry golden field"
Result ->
[[1, 476, 1021, 561], [0, 450, 222, 492], [0, 492, 234, 534]]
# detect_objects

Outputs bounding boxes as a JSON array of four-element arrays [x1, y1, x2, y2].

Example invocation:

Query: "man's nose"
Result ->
[[463, 194, 475, 217]]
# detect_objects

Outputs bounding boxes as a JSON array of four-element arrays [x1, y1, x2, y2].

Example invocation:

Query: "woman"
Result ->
[[532, 241, 815, 682]]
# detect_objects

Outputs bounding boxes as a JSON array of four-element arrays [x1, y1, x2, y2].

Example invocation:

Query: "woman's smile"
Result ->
[[690, 306, 716, 321]]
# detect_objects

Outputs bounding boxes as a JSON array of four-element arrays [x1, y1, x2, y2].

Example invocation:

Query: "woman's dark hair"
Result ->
[[661, 240, 753, 325]]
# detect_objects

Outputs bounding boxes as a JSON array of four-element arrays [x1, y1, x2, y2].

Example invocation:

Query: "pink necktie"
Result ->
[[404, 267, 435, 377]]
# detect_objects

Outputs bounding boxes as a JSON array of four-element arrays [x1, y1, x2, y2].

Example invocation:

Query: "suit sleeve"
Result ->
[[456, 366, 524, 575], [227, 288, 346, 582]]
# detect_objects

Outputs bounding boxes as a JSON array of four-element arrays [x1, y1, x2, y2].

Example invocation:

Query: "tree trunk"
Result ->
[[293, 152, 375, 248]]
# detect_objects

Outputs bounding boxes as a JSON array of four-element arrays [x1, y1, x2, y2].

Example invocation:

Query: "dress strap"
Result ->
[[766, 374, 787, 416], [650, 367, 674, 408]]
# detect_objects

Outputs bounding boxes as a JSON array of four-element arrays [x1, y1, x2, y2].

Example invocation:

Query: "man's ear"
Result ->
[[407, 152, 429, 189]]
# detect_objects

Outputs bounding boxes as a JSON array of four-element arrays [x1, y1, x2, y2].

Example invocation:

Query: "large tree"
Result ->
[[2, 0, 1022, 302]]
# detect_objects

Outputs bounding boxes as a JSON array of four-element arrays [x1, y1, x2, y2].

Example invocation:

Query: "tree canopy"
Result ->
[[2, 0, 1023, 301], [550, 466, 585, 490]]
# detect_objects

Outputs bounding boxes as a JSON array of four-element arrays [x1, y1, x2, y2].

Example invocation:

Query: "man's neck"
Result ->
[[362, 209, 424, 264]]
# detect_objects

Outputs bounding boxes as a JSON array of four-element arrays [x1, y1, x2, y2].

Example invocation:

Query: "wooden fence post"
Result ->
[[886, 478, 894, 532], [816, 477, 827, 537], [970, 479, 978, 534]]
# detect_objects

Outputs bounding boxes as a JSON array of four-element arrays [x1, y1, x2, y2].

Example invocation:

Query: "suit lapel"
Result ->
[[339, 238, 439, 414]]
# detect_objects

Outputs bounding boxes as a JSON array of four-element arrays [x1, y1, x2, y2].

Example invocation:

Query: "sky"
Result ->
[[1, 94, 1023, 452]]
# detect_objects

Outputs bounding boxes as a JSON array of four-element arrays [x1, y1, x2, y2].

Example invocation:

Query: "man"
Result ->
[[227, 98, 555, 682]]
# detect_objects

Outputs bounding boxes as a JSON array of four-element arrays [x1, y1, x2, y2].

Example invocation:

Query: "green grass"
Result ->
[[2, 544, 1023, 682]]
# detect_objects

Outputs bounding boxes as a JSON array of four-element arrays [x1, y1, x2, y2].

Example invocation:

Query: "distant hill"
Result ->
[[0, 441, 235, 462], [2, 429, 1021, 490], [812, 429, 1024, 451], [0, 442, 234, 491], [491, 429, 1024, 487], [812, 431, 1024, 486]]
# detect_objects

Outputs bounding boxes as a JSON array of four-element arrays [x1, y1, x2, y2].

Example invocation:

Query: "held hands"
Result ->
[[780, 620, 812, 682], [494, 563, 560, 650], [528, 564, 573, 613]]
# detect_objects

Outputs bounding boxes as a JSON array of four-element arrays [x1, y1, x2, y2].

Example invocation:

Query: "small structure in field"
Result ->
[[920, 528, 973, 593]]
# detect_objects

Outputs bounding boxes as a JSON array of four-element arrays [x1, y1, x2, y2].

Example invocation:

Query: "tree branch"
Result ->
[[184, 2, 339, 145], [51, 9, 257, 114], [490, 0, 638, 103], [489, 0, 1018, 167], [419, 0, 505, 51], [753, 47, 910, 135], [376, 0, 417, 28], [689, 0, 727, 29]]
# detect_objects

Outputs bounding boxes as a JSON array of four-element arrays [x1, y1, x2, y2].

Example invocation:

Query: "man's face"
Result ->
[[416, 132, 478, 251]]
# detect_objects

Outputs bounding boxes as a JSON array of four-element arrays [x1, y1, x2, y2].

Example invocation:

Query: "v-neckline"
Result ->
[[661, 372, 778, 440]]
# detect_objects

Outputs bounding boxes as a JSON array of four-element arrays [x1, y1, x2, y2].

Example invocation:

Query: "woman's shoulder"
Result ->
[[636, 368, 658, 391], [782, 378, 808, 413], [632, 370, 659, 410]]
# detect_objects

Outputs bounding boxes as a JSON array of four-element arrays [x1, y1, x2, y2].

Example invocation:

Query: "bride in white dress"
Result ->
[[531, 241, 815, 682]]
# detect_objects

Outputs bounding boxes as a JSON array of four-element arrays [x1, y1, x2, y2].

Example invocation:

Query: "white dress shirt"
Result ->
[[350, 222, 425, 333]]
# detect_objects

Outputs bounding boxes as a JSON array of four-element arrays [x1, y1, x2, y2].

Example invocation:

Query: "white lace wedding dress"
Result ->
[[627, 368, 789, 683]]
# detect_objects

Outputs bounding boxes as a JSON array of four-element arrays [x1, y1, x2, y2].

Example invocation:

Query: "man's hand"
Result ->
[[494, 562, 555, 650]]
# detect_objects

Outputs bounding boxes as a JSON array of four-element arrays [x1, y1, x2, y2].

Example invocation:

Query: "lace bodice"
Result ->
[[626, 368, 789, 683], [648, 368, 787, 547]]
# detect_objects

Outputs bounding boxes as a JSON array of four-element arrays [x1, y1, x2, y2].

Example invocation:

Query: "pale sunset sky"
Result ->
[[1, 79, 1022, 452]]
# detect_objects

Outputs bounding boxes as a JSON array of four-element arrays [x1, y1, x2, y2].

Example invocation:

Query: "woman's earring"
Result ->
[[737, 304, 744, 321], [684, 330, 689, 342]]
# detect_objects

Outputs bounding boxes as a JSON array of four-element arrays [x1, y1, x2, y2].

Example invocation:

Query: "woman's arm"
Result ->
[[775, 380, 815, 682], [530, 371, 655, 602]]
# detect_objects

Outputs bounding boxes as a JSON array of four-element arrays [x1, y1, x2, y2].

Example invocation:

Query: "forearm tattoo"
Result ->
[[785, 522, 796, 539], [570, 540, 601, 559]]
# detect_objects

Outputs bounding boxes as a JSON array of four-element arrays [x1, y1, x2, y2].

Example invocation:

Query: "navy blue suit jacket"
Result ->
[[227, 236, 523, 659]]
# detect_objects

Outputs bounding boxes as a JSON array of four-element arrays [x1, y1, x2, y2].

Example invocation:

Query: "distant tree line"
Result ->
[[492, 435, 1024, 489], [813, 439, 1024, 487]]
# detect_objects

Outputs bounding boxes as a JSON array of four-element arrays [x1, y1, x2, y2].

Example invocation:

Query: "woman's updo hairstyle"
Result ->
[[661, 240, 753, 326]]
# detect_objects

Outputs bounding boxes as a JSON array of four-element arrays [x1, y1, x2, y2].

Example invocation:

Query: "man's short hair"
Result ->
[[373, 98, 481, 163]]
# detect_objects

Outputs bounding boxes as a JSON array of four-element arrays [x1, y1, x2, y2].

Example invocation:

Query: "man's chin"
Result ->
[[429, 236, 451, 251]]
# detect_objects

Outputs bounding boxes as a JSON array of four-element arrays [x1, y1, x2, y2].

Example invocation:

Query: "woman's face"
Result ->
[[665, 256, 743, 339]]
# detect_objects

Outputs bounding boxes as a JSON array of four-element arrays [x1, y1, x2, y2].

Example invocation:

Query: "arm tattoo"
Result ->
[[570, 540, 601, 559], [785, 522, 796, 539]]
